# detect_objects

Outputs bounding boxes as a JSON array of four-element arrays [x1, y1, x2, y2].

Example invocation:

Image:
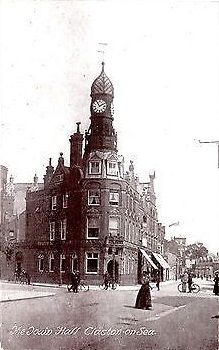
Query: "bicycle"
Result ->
[[177, 282, 200, 293], [67, 280, 89, 292], [99, 281, 119, 290]]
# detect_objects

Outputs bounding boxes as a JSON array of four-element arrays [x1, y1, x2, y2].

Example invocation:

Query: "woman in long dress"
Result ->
[[135, 274, 152, 310], [213, 273, 219, 296]]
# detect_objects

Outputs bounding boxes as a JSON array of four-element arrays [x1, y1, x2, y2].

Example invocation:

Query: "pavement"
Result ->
[[0, 278, 215, 303], [0, 282, 56, 303]]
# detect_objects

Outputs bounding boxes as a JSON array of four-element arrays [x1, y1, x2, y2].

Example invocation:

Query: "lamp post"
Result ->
[[168, 221, 180, 280], [111, 236, 116, 290], [198, 140, 219, 168]]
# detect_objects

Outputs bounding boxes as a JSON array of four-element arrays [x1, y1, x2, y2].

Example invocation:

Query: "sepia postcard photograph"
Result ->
[[0, 1, 219, 349]]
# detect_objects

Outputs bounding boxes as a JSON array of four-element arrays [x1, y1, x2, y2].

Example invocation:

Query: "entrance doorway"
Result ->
[[107, 260, 119, 283], [15, 251, 23, 273]]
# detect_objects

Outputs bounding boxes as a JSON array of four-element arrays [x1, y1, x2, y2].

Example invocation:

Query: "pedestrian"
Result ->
[[135, 272, 152, 310], [213, 273, 219, 296], [24, 271, 30, 285], [103, 271, 109, 290], [74, 270, 80, 293], [14, 268, 19, 283], [68, 271, 77, 292], [181, 271, 188, 292], [156, 273, 161, 291], [187, 272, 193, 293]]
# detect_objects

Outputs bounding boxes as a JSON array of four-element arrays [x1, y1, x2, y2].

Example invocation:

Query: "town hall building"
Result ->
[[6, 62, 169, 285]]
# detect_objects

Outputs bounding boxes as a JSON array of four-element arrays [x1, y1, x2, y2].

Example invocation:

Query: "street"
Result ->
[[0, 279, 218, 350]]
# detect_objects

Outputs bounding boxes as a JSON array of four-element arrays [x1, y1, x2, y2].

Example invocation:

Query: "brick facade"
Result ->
[[6, 63, 168, 285]]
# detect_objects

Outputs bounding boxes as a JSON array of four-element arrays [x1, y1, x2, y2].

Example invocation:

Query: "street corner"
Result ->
[[0, 284, 55, 303]]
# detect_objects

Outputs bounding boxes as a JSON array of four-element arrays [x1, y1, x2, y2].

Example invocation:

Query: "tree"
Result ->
[[185, 242, 208, 260]]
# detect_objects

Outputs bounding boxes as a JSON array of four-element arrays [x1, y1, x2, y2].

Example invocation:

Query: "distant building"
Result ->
[[3, 63, 169, 285]]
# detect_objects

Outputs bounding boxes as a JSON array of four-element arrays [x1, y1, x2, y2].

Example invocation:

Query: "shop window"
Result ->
[[71, 253, 78, 272], [88, 189, 100, 205], [49, 253, 55, 272], [86, 252, 99, 273], [109, 191, 119, 206], [89, 161, 101, 175], [38, 257, 44, 272], [87, 217, 99, 239], [49, 221, 55, 241], [60, 254, 66, 272]]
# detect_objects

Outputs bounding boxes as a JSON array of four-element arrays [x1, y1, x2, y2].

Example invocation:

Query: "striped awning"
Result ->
[[140, 248, 158, 270], [152, 252, 170, 269]]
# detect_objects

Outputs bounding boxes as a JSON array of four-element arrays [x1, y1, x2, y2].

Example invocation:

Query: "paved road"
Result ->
[[1, 280, 218, 350]]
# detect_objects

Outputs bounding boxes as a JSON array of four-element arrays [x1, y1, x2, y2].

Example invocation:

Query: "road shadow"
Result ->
[[123, 305, 136, 309]]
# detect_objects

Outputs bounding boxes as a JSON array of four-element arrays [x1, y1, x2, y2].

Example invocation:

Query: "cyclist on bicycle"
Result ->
[[68, 270, 80, 293]]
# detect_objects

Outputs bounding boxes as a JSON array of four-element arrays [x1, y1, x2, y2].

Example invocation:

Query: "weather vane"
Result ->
[[98, 42, 108, 63]]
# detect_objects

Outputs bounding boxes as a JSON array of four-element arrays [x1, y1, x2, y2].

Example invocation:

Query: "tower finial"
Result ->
[[98, 42, 107, 66], [76, 122, 81, 133]]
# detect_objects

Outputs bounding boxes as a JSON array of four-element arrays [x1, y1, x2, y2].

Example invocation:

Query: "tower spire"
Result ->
[[98, 42, 107, 65], [85, 61, 116, 154]]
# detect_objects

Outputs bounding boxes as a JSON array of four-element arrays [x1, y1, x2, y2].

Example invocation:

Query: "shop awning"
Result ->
[[152, 252, 170, 269], [140, 248, 158, 270]]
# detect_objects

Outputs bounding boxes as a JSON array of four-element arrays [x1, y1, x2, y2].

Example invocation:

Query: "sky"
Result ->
[[1, 0, 219, 254]]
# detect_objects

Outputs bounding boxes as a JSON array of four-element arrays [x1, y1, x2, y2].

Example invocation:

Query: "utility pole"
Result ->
[[198, 140, 219, 168]]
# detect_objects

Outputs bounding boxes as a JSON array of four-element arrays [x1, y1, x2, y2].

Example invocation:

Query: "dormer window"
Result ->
[[89, 161, 101, 175], [55, 174, 64, 183], [107, 161, 117, 176], [88, 190, 100, 205]]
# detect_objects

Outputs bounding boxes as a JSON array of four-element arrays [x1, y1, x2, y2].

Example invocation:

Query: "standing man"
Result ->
[[103, 271, 109, 290], [188, 272, 193, 293], [74, 270, 81, 293], [156, 272, 161, 291], [181, 271, 188, 292], [68, 271, 77, 292]]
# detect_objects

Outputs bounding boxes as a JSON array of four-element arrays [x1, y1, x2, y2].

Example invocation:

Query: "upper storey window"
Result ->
[[109, 191, 119, 206], [88, 190, 100, 205], [87, 217, 99, 239], [109, 216, 119, 236], [89, 161, 101, 175], [107, 161, 117, 176], [63, 193, 68, 208], [49, 221, 55, 241], [51, 196, 57, 210]]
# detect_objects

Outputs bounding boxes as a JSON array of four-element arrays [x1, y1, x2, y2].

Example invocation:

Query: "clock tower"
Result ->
[[85, 62, 117, 154]]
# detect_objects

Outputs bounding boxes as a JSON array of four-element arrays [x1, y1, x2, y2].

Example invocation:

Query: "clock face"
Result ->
[[92, 99, 107, 113], [110, 103, 114, 115]]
